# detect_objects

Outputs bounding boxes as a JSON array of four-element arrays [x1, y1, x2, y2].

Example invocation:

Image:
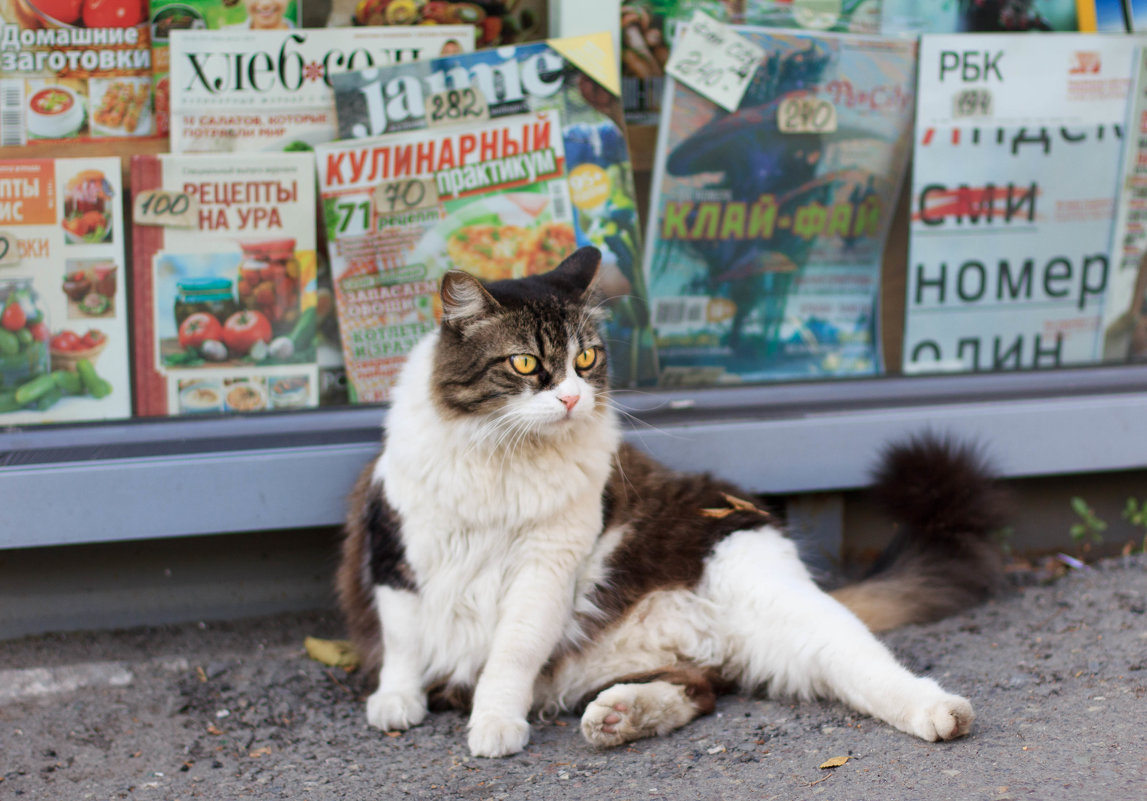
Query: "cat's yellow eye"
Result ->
[[509, 354, 539, 375], [575, 347, 597, 370]]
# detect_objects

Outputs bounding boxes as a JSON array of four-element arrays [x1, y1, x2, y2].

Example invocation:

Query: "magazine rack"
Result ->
[[4, 361, 1147, 550], [4, 122, 1147, 551]]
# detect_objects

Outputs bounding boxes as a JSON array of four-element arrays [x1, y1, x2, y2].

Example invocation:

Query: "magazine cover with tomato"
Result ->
[[643, 28, 916, 386], [0, 0, 157, 146], [148, 0, 301, 137], [325, 32, 650, 401], [168, 25, 475, 405], [0, 157, 130, 423], [131, 152, 320, 417]]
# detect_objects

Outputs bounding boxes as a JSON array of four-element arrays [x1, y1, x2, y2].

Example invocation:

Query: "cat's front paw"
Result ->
[[467, 712, 530, 758], [908, 693, 975, 741], [365, 688, 427, 732]]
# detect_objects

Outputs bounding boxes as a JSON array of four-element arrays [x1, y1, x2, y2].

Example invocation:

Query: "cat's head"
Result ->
[[431, 246, 610, 437]]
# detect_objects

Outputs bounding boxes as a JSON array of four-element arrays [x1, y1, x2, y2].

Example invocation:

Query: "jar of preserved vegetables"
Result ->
[[174, 278, 238, 329], [0, 278, 50, 394], [236, 239, 299, 337]]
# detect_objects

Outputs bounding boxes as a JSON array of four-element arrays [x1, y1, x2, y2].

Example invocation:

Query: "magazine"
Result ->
[[323, 32, 647, 402], [131, 152, 320, 417], [149, 0, 302, 136], [619, 1, 880, 126], [168, 25, 476, 154], [620, 1, 737, 126], [169, 25, 474, 405], [0, 2, 156, 145], [1102, 46, 1147, 359], [902, 33, 1138, 375], [1076, 0, 1147, 31], [0, 157, 131, 424], [339, 0, 548, 47], [742, 0, 881, 31], [882, 0, 1078, 33], [642, 27, 917, 386]]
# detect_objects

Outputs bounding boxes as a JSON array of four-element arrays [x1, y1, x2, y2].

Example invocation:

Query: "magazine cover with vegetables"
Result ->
[[168, 25, 475, 405], [131, 152, 320, 417], [323, 32, 650, 402], [0, 0, 156, 145], [0, 157, 130, 423], [643, 27, 916, 386]]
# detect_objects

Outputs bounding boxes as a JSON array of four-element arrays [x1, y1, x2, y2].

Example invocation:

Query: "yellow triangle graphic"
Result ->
[[549, 32, 620, 97]]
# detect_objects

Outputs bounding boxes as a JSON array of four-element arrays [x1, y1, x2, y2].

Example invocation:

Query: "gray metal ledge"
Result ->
[[4, 365, 1147, 550]]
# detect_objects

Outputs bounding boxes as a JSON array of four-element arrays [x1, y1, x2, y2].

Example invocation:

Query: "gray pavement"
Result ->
[[2, 553, 1145, 801]]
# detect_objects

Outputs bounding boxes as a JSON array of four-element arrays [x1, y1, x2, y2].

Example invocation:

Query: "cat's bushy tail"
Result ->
[[830, 432, 1010, 632]]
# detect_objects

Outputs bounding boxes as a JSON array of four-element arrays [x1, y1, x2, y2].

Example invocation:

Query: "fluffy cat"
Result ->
[[337, 246, 1007, 758]]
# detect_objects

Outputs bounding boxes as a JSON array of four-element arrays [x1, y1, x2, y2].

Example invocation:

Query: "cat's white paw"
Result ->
[[467, 712, 530, 758], [907, 693, 975, 741], [365, 688, 427, 732], [581, 682, 698, 749]]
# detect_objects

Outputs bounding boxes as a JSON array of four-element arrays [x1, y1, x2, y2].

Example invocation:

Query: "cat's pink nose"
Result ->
[[558, 393, 580, 412]]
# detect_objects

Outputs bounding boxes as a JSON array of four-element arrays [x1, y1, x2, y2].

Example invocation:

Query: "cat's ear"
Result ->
[[549, 246, 601, 298], [440, 270, 500, 329]]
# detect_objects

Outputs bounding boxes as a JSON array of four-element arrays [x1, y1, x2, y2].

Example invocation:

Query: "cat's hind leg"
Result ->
[[701, 526, 974, 742], [580, 667, 719, 748]]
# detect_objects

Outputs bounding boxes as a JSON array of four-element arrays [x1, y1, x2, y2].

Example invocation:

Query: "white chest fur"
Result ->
[[373, 334, 620, 688]]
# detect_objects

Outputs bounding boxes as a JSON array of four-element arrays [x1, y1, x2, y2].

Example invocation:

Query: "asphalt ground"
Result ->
[[2, 553, 1145, 801]]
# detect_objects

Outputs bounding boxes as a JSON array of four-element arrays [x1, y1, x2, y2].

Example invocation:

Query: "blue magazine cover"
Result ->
[[643, 28, 916, 386]]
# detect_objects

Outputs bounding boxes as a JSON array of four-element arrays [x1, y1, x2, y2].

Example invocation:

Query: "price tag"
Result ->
[[664, 11, 765, 113], [952, 88, 993, 120], [133, 190, 199, 228], [0, 230, 19, 266], [372, 177, 440, 216], [425, 86, 489, 130], [778, 96, 837, 134]]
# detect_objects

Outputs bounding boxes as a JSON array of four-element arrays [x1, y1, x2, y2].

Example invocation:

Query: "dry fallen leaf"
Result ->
[[304, 637, 361, 670], [206, 724, 222, 736], [818, 755, 853, 769], [249, 747, 272, 758]]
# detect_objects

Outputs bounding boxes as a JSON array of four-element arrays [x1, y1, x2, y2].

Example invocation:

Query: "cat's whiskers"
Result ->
[[600, 398, 684, 444], [499, 420, 534, 470], [460, 411, 521, 462], [481, 414, 525, 459]]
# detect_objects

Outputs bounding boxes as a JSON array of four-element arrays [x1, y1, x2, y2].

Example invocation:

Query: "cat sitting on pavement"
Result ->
[[337, 246, 1007, 758]]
